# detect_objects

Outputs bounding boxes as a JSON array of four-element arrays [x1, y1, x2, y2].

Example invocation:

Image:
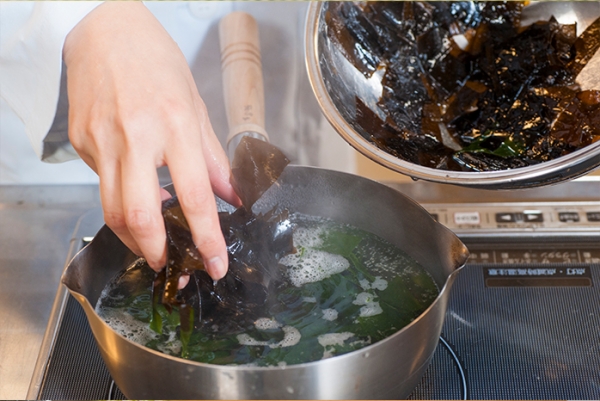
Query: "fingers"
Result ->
[[97, 159, 144, 258], [94, 142, 170, 272], [194, 101, 241, 208], [120, 152, 167, 271], [203, 136, 240, 207], [167, 124, 229, 281]]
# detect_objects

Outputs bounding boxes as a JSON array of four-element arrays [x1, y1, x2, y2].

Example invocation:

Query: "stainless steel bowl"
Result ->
[[305, 2, 600, 189]]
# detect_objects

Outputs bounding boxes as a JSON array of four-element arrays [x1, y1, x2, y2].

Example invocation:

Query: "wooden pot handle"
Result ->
[[219, 11, 269, 153]]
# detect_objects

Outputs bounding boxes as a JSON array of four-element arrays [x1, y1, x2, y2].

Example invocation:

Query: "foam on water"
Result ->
[[353, 292, 383, 317], [359, 276, 388, 291], [236, 333, 269, 347], [353, 292, 376, 305], [254, 317, 281, 330], [371, 276, 388, 291], [156, 335, 182, 355], [318, 332, 355, 359], [322, 308, 338, 321], [281, 249, 349, 287], [359, 302, 383, 317], [359, 279, 370, 290], [279, 223, 352, 287], [237, 319, 302, 348], [291, 225, 325, 248], [97, 306, 159, 346], [279, 326, 302, 347], [318, 332, 355, 347]]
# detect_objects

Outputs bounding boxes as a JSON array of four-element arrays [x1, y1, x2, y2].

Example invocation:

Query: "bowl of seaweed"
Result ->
[[306, 1, 600, 188]]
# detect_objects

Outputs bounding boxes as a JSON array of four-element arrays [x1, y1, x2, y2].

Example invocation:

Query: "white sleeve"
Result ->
[[0, 1, 101, 163]]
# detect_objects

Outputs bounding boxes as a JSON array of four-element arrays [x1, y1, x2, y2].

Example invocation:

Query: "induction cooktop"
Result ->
[[28, 182, 600, 400]]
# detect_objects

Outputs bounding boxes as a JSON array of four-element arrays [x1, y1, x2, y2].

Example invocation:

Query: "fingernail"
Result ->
[[178, 274, 190, 289], [207, 256, 227, 280]]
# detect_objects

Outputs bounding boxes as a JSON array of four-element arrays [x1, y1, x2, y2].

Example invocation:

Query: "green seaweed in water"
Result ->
[[96, 214, 439, 366]]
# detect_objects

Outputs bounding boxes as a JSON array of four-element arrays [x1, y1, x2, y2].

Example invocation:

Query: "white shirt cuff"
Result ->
[[0, 1, 102, 161]]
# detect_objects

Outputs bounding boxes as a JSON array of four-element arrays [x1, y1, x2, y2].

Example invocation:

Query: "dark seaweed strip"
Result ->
[[231, 136, 290, 210], [153, 136, 295, 358], [568, 17, 600, 76], [550, 90, 600, 147]]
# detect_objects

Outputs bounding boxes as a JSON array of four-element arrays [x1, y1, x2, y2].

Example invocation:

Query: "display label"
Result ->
[[454, 212, 480, 225], [484, 265, 593, 287]]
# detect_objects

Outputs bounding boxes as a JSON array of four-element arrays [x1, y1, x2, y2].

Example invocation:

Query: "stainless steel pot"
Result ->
[[62, 167, 468, 399], [305, 2, 600, 189], [61, 12, 469, 399]]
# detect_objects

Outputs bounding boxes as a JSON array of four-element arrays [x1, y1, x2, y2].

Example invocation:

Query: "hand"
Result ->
[[63, 2, 240, 280]]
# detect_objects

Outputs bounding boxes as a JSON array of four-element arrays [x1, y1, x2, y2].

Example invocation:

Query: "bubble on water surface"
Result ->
[[359, 276, 388, 291], [371, 276, 388, 291], [291, 226, 325, 248], [237, 325, 301, 348], [98, 307, 158, 346], [322, 308, 338, 321], [359, 302, 383, 317], [353, 292, 375, 305], [281, 249, 349, 287], [353, 292, 383, 317], [254, 317, 281, 330], [318, 332, 356, 359]]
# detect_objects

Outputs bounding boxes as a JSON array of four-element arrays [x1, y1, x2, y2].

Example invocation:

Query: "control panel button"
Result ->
[[558, 212, 580, 222], [523, 212, 543, 222], [587, 212, 600, 222], [496, 213, 516, 223], [495, 212, 543, 223]]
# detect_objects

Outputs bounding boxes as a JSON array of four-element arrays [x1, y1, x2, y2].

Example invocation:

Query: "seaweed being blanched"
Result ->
[[149, 137, 295, 356], [326, 2, 600, 172], [98, 212, 439, 366]]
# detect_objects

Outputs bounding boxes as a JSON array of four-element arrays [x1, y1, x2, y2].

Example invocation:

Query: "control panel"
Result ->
[[422, 202, 600, 236], [466, 248, 600, 264]]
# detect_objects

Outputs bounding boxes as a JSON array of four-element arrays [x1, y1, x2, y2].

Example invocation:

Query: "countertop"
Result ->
[[0, 185, 102, 400]]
